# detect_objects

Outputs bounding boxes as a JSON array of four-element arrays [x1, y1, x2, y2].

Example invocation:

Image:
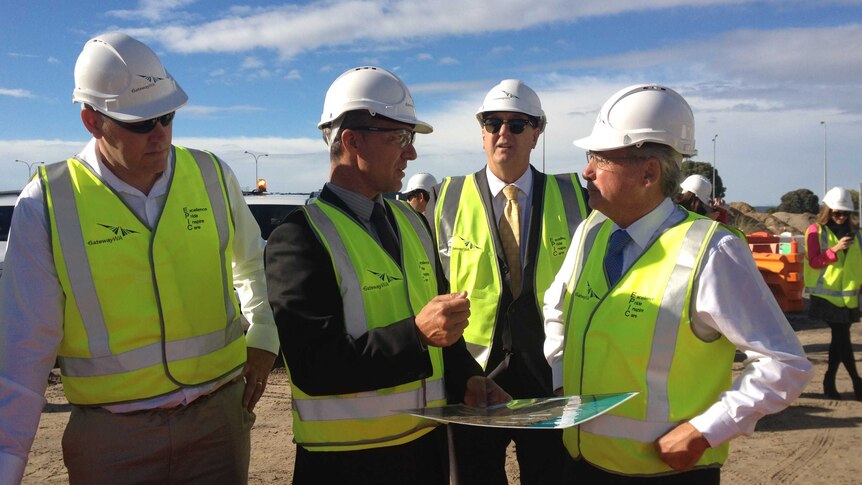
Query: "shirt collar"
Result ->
[[611, 197, 676, 251], [325, 182, 384, 223], [485, 165, 533, 199]]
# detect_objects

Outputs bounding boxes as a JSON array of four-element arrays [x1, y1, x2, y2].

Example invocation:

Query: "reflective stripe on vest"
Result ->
[[561, 213, 735, 475], [292, 199, 445, 451], [435, 173, 586, 368], [804, 225, 862, 307], [43, 147, 245, 405]]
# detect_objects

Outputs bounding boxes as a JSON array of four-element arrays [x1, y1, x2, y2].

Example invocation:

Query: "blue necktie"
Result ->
[[604, 229, 631, 286]]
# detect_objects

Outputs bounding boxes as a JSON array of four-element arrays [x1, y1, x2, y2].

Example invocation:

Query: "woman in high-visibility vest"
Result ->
[[803, 187, 862, 401]]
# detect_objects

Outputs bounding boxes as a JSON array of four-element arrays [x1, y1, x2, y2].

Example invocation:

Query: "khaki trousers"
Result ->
[[62, 379, 254, 485]]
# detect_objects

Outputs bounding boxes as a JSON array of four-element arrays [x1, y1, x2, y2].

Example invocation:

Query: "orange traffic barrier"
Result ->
[[747, 233, 805, 313]]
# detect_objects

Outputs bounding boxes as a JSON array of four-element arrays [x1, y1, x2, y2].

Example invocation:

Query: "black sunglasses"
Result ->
[[349, 126, 416, 148], [832, 211, 850, 217], [104, 111, 176, 134], [482, 118, 537, 135]]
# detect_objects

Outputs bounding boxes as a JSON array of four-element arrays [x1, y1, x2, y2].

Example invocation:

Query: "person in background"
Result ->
[[0, 32, 278, 484], [544, 84, 812, 483], [804, 186, 862, 401], [404, 172, 438, 215], [674, 174, 712, 216], [264, 66, 509, 485], [673, 174, 728, 223], [428, 79, 588, 484]]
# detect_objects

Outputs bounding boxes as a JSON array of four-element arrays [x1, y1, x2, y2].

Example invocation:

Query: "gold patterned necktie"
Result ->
[[499, 184, 522, 298]]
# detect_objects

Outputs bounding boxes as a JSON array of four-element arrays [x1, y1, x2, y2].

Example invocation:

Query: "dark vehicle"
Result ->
[[1, 191, 20, 278], [243, 192, 316, 240]]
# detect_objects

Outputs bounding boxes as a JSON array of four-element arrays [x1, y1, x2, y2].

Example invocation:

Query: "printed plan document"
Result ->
[[398, 392, 637, 429]]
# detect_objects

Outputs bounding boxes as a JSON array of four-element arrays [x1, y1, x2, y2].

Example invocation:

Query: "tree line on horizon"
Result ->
[[680, 160, 860, 214]]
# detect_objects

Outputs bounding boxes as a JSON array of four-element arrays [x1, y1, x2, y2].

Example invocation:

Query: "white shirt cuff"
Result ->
[[688, 401, 743, 447]]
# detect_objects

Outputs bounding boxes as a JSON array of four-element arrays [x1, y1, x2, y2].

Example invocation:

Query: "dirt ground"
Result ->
[[21, 313, 862, 484]]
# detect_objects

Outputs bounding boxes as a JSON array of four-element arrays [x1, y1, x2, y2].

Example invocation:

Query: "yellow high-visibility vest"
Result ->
[[290, 198, 445, 452], [42, 146, 246, 406], [434, 172, 586, 368], [561, 211, 735, 476], [804, 224, 862, 308]]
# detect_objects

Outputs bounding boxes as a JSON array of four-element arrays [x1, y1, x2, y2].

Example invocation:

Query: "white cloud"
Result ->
[[181, 104, 267, 119], [241, 56, 263, 69], [416, 53, 433, 61], [0, 88, 34, 98], [126, 0, 759, 59], [285, 69, 302, 80], [180, 136, 328, 192], [108, 0, 198, 22], [537, 24, 862, 113], [438, 57, 458, 65], [489, 45, 514, 56]]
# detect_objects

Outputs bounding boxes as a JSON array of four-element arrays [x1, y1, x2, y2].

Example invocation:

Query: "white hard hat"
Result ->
[[72, 32, 188, 122], [574, 84, 696, 158], [476, 79, 546, 131], [680, 175, 712, 205], [405, 172, 437, 193], [822, 187, 855, 212], [318, 66, 432, 134]]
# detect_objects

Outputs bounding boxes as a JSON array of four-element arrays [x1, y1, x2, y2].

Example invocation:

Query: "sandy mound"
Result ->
[[726, 202, 815, 236]]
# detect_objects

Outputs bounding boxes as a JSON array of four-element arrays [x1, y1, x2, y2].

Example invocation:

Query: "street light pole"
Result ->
[[711, 134, 718, 201], [14, 159, 42, 180], [820, 121, 827, 196], [243, 150, 268, 185]]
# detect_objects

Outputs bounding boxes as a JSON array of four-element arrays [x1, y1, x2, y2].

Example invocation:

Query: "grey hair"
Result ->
[[632, 143, 683, 198]]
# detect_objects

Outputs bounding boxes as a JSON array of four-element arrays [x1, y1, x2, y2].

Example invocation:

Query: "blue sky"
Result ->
[[2, 0, 862, 205]]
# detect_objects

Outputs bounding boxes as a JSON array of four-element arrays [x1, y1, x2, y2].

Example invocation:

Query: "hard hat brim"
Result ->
[[98, 87, 189, 122]]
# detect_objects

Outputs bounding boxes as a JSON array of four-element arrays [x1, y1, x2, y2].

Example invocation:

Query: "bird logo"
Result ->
[[368, 270, 402, 283], [456, 236, 481, 250], [97, 223, 139, 238], [137, 74, 165, 84]]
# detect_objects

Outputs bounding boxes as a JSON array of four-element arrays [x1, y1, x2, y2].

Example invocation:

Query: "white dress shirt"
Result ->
[[0, 139, 279, 483], [485, 165, 533, 265], [544, 198, 812, 447]]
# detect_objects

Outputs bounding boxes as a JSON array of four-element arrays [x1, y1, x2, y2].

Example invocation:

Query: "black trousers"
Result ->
[[292, 426, 449, 485], [826, 321, 861, 382], [564, 457, 721, 485], [450, 423, 568, 485]]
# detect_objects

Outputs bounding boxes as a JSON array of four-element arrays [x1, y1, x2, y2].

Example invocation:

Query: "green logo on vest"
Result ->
[[363, 270, 402, 291], [87, 223, 139, 246], [452, 235, 481, 251], [575, 282, 600, 301], [549, 236, 568, 257], [624, 291, 652, 318], [183, 206, 209, 231]]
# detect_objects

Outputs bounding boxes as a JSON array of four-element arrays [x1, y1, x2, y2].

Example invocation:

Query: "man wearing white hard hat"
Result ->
[[404, 172, 438, 214], [543, 84, 812, 483], [264, 66, 508, 484], [427, 79, 588, 484], [0, 33, 278, 483]]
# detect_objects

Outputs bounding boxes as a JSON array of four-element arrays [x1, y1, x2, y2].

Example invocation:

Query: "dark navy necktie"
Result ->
[[371, 203, 400, 263], [604, 229, 631, 286]]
